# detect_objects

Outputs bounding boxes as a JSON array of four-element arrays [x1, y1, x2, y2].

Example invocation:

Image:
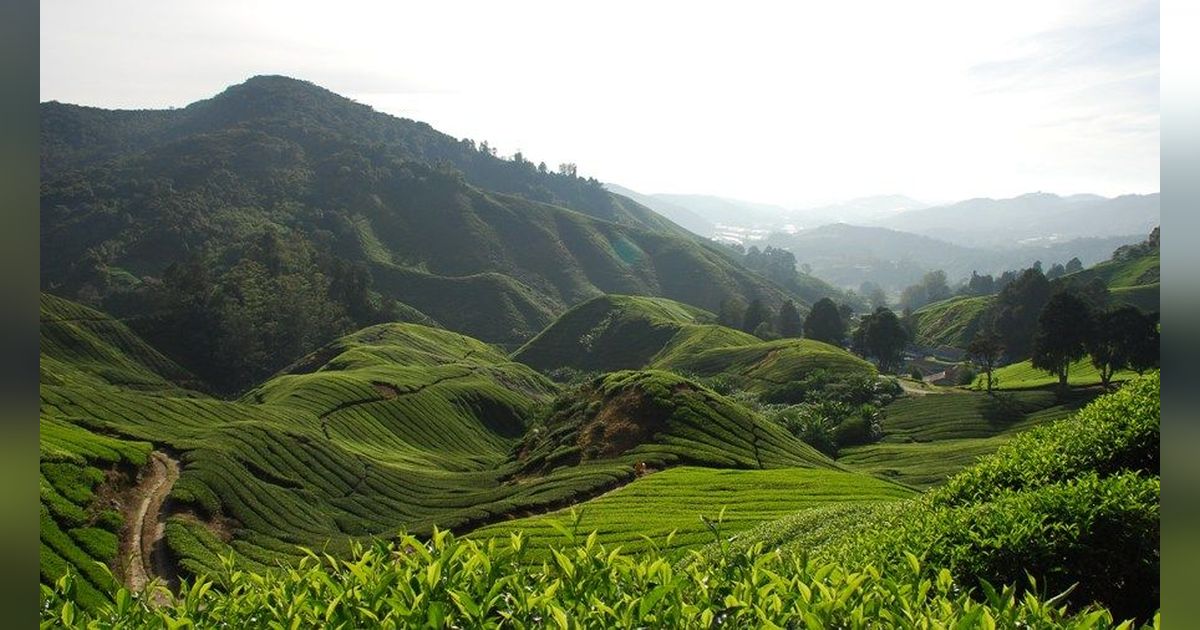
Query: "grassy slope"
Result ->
[[514, 295, 874, 386], [514, 370, 836, 475], [909, 295, 993, 349], [40, 295, 641, 599], [974, 357, 1139, 390], [838, 389, 1100, 488], [39, 294, 850, 606], [469, 467, 914, 557]]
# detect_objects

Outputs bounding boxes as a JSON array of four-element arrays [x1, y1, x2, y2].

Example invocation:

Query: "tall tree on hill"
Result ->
[[778, 300, 803, 338], [1088, 306, 1160, 387], [804, 298, 846, 346], [967, 331, 1004, 393], [852, 307, 909, 373], [1065, 257, 1084, 274], [718, 297, 746, 329], [991, 267, 1051, 360], [742, 298, 769, 334], [1031, 291, 1092, 395]]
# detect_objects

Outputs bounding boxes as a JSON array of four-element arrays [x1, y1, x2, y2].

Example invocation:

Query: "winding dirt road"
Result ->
[[120, 451, 179, 598]]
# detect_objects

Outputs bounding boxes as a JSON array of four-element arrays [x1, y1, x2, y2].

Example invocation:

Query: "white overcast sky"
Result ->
[[41, 0, 1159, 207]]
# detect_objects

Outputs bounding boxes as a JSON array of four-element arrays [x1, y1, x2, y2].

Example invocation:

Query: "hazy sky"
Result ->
[[41, 0, 1159, 207]]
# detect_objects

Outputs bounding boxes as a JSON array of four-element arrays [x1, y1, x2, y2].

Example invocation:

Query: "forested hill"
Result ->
[[42, 75, 683, 236], [40, 76, 802, 393]]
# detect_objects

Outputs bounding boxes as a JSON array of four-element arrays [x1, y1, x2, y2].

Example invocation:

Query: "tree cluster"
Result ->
[[1031, 293, 1159, 394]]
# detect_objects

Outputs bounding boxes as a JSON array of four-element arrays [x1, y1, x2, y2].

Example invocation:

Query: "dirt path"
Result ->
[[120, 451, 180, 600]]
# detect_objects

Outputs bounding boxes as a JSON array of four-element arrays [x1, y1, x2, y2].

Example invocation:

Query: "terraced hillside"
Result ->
[[39, 293, 202, 393], [39, 294, 844, 610], [839, 389, 1101, 488], [470, 466, 913, 558], [40, 295, 641, 606], [514, 295, 874, 387], [514, 370, 836, 475], [909, 295, 993, 350]]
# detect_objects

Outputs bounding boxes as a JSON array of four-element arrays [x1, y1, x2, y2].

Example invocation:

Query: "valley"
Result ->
[[37, 74, 1161, 627]]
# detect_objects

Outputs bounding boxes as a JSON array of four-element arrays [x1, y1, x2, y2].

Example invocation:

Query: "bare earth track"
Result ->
[[119, 451, 180, 600]]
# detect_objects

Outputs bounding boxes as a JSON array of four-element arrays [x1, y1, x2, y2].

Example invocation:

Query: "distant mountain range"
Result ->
[[875, 192, 1160, 248], [763, 223, 1145, 293]]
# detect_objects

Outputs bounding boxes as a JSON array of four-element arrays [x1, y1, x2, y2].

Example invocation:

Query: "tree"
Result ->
[[778, 300, 803, 338], [718, 297, 746, 329], [1046, 263, 1067, 280], [852, 307, 909, 373], [991, 267, 1051, 360], [966, 271, 995, 296], [967, 332, 1004, 393], [1088, 306, 1159, 387], [742, 298, 769, 334], [804, 298, 846, 346], [1031, 291, 1092, 395], [898, 269, 951, 311], [1065, 257, 1084, 274], [557, 162, 577, 177]]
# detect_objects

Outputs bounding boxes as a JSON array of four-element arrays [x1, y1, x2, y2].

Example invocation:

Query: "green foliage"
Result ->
[[43, 77, 797, 391], [909, 294, 993, 350], [851, 307, 909, 373], [935, 373, 1159, 505], [42, 527, 1144, 628], [803, 297, 846, 346], [1031, 291, 1093, 392], [515, 294, 874, 391], [470, 467, 913, 557], [777, 299, 803, 338], [514, 370, 834, 474]]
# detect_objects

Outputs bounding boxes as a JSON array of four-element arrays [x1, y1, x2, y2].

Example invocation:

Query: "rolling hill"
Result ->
[[513, 294, 875, 386], [39, 293, 847, 610], [40, 76, 796, 392]]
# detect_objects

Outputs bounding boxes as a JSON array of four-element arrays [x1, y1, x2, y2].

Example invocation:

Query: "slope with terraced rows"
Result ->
[[514, 295, 874, 387]]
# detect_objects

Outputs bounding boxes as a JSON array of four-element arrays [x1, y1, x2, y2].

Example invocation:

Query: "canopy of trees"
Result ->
[[804, 298, 846, 346], [852, 307, 909, 373]]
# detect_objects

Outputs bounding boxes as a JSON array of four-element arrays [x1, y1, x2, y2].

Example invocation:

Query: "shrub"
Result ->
[[41, 528, 1149, 628], [827, 473, 1159, 623], [934, 372, 1159, 506]]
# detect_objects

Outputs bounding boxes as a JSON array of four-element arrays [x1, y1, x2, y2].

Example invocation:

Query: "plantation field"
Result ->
[[909, 295, 993, 350], [468, 466, 914, 557], [837, 389, 1100, 488], [974, 357, 1138, 390], [514, 294, 874, 388], [514, 370, 836, 474]]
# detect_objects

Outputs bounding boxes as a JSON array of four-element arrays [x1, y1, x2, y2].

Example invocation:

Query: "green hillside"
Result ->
[[40, 295, 643, 606], [974, 357, 1139, 390], [514, 294, 874, 387], [41, 77, 795, 392], [909, 295, 993, 349], [514, 370, 836, 475], [1062, 251, 1159, 289], [469, 466, 913, 557], [838, 389, 1100, 488], [39, 294, 848, 611], [40, 293, 202, 393]]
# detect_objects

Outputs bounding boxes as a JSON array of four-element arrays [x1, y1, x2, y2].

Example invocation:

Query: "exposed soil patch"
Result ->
[[371, 381, 400, 399], [118, 450, 180, 603], [577, 388, 671, 459]]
